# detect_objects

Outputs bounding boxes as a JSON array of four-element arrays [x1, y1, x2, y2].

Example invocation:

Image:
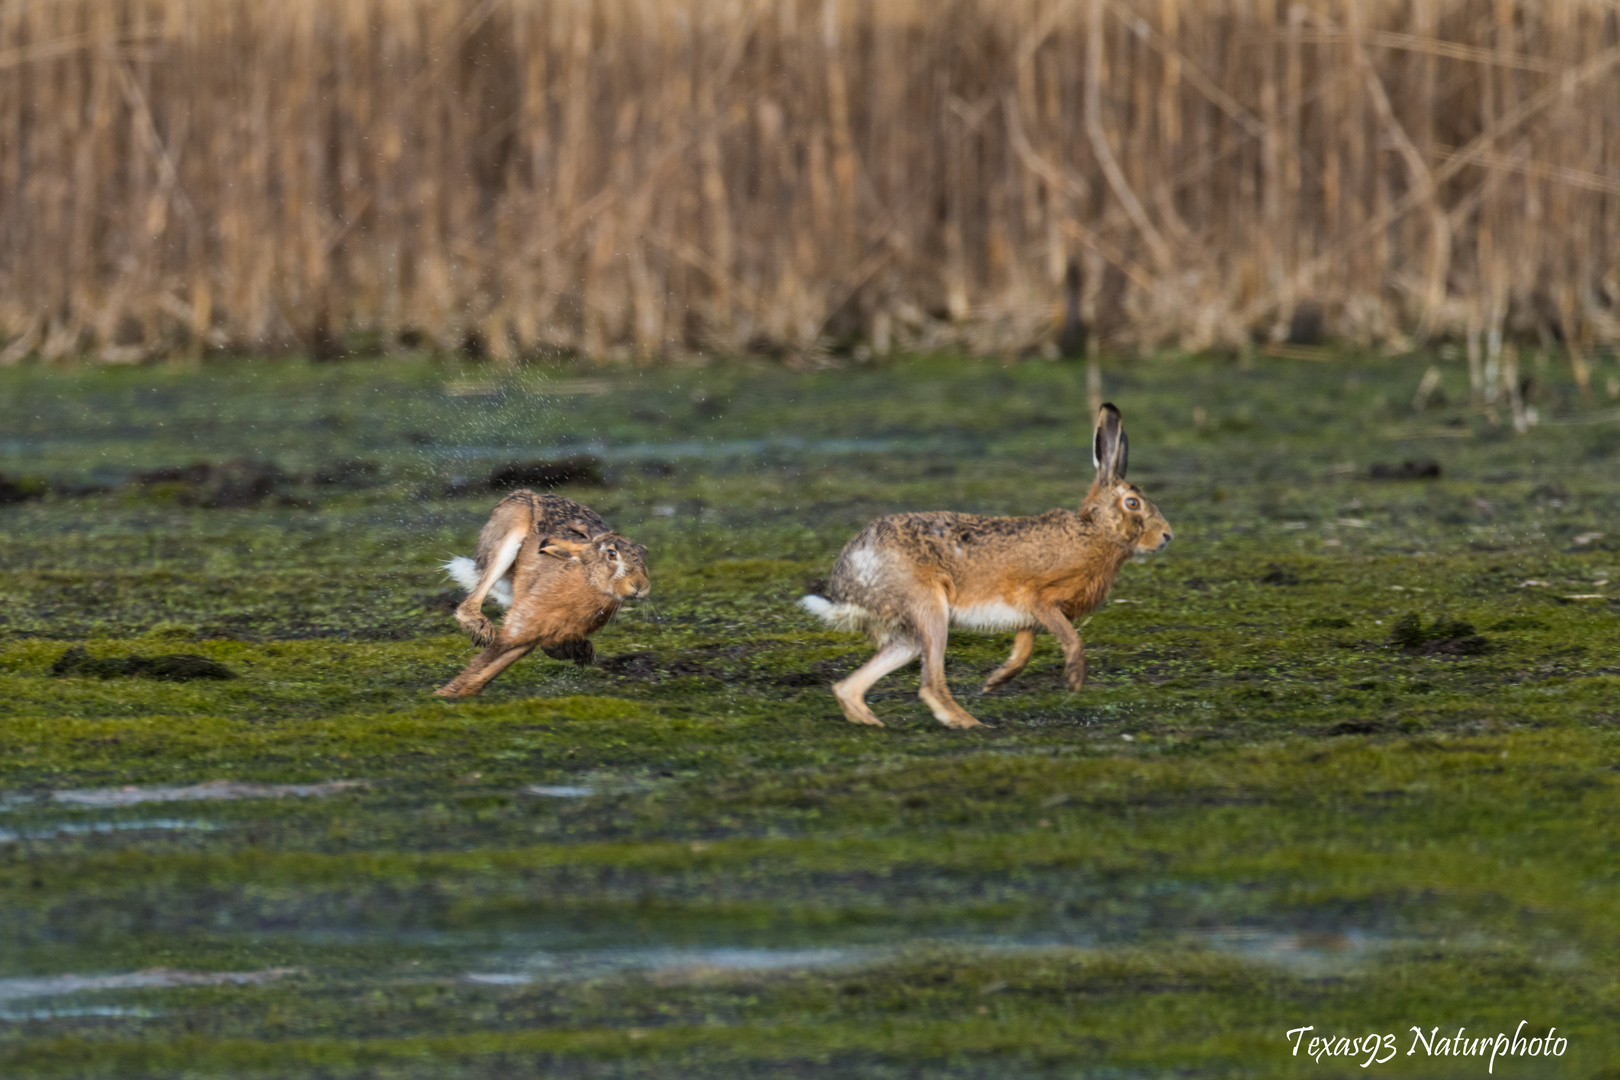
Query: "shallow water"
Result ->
[[463, 945, 879, 984], [1193, 926, 1389, 975], [46, 780, 365, 808], [0, 818, 217, 844], [0, 1006, 161, 1022], [458, 928, 1387, 985], [0, 968, 295, 1003]]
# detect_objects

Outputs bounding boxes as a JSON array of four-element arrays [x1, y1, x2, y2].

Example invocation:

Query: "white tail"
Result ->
[[799, 594, 870, 633], [445, 556, 512, 608]]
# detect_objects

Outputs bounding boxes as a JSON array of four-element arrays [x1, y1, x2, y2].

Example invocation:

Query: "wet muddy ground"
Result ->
[[1, 352, 1617, 1077]]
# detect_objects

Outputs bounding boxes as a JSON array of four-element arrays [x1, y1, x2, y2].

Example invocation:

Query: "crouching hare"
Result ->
[[435, 490, 649, 699], [801, 404, 1170, 728]]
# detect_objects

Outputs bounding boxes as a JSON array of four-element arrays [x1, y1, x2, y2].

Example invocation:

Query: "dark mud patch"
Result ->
[[1306, 615, 1353, 629], [0, 472, 49, 504], [1388, 614, 1491, 657], [600, 641, 773, 681], [777, 655, 862, 688], [24, 459, 384, 508], [421, 589, 463, 614], [1323, 718, 1390, 736], [1370, 459, 1442, 480], [597, 642, 851, 688], [599, 651, 721, 680], [1488, 616, 1547, 632], [308, 459, 383, 487], [485, 456, 606, 492], [49, 646, 237, 682], [133, 460, 312, 509], [1260, 565, 1301, 586]]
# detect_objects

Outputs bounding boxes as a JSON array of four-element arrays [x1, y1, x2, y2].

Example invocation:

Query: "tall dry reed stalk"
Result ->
[[2, 0, 1619, 367]]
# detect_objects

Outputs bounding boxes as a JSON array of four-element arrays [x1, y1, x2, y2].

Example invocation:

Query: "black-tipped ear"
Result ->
[[1092, 403, 1126, 481]]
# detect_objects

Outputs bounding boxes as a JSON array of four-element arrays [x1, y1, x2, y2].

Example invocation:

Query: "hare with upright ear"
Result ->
[[801, 404, 1171, 728]]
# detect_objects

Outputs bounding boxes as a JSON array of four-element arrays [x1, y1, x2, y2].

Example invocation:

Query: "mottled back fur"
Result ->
[[473, 491, 611, 573]]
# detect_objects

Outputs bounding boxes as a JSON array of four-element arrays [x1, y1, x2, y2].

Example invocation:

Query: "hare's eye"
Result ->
[[607, 548, 619, 560], [1125, 497, 1141, 511]]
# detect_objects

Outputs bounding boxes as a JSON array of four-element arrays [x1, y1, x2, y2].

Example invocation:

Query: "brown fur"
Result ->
[[436, 492, 649, 699], [803, 404, 1171, 728], [453, 491, 614, 645]]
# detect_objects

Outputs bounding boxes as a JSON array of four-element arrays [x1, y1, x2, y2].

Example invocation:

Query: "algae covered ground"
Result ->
[[1, 351, 1618, 1078]]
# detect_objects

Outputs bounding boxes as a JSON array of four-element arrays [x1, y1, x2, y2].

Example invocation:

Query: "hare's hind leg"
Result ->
[[981, 628, 1036, 692], [915, 601, 984, 729], [434, 642, 537, 699], [454, 529, 526, 646], [832, 638, 920, 727]]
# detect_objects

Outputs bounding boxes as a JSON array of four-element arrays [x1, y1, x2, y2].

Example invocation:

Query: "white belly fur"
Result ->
[[950, 601, 1037, 632]]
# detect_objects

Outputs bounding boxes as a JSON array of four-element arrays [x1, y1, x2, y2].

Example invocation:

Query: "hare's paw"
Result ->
[[455, 609, 497, 647], [832, 684, 886, 727], [919, 687, 986, 729], [981, 667, 1020, 693]]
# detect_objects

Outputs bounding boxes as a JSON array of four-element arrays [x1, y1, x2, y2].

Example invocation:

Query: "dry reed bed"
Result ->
[[2, 0, 1618, 370]]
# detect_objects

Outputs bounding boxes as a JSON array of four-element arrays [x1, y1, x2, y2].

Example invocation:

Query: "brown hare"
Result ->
[[435, 491, 649, 699], [801, 404, 1171, 728]]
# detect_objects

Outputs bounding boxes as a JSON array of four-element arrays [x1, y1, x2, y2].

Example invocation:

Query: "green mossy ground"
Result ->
[[1, 352, 1617, 1077]]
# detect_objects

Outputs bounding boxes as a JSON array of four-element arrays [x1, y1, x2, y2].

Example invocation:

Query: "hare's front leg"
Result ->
[[982, 628, 1036, 692], [914, 602, 984, 729], [1030, 603, 1086, 691]]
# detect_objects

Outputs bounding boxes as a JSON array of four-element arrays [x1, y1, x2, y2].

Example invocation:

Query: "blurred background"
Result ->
[[2, 0, 1619, 385]]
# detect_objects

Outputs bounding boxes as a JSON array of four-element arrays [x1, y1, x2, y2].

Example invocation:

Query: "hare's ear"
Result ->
[[539, 538, 588, 560], [1092, 403, 1127, 483]]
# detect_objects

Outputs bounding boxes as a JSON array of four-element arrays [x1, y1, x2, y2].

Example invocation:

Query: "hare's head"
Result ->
[[540, 530, 652, 599], [1083, 403, 1172, 554]]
